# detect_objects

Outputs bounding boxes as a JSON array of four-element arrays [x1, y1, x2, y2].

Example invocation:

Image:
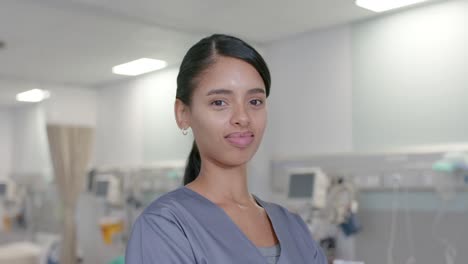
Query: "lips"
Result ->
[[225, 131, 254, 148]]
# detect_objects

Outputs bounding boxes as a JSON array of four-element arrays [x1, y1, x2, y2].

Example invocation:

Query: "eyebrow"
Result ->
[[206, 88, 266, 96]]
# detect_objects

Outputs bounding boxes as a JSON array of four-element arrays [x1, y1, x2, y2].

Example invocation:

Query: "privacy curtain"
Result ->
[[47, 125, 94, 264]]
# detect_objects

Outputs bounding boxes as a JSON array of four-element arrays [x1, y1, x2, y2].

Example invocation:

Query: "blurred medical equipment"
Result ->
[[99, 216, 124, 245], [286, 167, 329, 209], [272, 147, 468, 264], [284, 167, 359, 230], [95, 174, 123, 208], [90, 170, 127, 246], [326, 177, 360, 236], [433, 151, 468, 173], [0, 177, 27, 233], [0, 177, 15, 232], [94, 172, 125, 246], [0, 178, 17, 202], [0, 172, 85, 264], [386, 174, 416, 264], [429, 151, 468, 264], [91, 161, 185, 247], [432, 151, 468, 200], [284, 166, 361, 263]]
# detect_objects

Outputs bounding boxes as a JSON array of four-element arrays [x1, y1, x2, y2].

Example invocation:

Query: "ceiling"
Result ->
[[0, 0, 441, 106]]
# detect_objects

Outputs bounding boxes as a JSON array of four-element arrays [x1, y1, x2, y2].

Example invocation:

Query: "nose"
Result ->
[[231, 103, 250, 127]]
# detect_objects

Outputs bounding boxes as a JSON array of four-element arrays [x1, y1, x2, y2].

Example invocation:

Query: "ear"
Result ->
[[174, 99, 191, 129]]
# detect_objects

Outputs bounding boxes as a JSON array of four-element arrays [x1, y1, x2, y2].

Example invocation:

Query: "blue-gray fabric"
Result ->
[[257, 244, 281, 264], [125, 186, 327, 264]]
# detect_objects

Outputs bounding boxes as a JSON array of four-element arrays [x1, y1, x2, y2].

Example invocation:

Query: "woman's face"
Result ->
[[185, 56, 267, 167]]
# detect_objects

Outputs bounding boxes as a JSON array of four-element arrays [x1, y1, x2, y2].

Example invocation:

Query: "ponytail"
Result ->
[[183, 141, 201, 185]]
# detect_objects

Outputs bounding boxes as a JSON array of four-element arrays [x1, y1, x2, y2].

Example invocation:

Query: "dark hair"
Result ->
[[176, 34, 271, 185]]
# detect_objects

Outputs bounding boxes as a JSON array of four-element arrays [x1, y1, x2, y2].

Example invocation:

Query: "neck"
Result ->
[[187, 158, 254, 206]]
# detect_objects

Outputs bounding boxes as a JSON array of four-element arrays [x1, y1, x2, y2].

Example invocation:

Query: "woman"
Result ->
[[125, 34, 326, 264]]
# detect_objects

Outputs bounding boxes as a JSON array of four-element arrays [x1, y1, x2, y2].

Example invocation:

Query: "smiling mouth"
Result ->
[[225, 132, 254, 148]]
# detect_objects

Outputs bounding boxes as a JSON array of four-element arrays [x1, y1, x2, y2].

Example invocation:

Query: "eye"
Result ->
[[250, 99, 263, 106], [211, 100, 226, 107]]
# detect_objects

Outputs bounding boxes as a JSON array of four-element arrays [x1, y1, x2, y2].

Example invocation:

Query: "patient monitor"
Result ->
[[0, 178, 17, 202], [95, 174, 122, 206], [287, 167, 329, 209]]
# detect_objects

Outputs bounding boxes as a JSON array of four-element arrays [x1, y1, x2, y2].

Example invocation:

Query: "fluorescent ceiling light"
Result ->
[[355, 0, 428, 12], [112, 58, 167, 76], [16, 89, 50, 103]]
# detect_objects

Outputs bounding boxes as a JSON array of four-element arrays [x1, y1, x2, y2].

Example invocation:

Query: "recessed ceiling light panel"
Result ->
[[355, 0, 428, 12], [112, 58, 168, 76], [16, 89, 50, 103]]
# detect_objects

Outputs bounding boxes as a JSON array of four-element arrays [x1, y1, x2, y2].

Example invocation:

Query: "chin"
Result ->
[[220, 150, 257, 167], [204, 141, 261, 167], [213, 152, 253, 167], [224, 158, 250, 167]]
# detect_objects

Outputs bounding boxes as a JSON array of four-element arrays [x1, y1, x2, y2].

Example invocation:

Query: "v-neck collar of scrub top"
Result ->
[[182, 186, 289, 263]]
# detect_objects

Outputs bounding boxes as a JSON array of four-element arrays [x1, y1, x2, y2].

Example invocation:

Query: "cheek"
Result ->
[[191, 109, 229, 138], [253, 110, 267, 132]]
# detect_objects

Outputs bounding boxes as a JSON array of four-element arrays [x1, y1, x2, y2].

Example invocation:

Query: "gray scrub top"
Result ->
[[125, 186, 327, 264]]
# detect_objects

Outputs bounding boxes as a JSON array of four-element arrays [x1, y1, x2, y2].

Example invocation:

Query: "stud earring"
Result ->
[[182, 127, 189, 135]]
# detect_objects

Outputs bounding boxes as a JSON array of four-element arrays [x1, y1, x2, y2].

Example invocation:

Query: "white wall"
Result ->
[[44, 85, 97, 127], [95, 77, 144, 167], [10, 103, 52, 181], [95, 67, 192, 168], [264, 26, 354, 158], [352, 0, 468, 151], [140, 68, 193, 162], [0, 109, 13, 177], [260, 0, 468, 158]]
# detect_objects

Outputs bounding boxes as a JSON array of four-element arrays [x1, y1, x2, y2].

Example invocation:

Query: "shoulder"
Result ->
[[143, 187, 190, 211], [126, 188, 197, 263], [137, 187, 193, 226]]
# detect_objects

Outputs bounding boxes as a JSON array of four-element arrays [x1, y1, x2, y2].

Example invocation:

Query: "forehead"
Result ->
[[194, 56, 265, 94]]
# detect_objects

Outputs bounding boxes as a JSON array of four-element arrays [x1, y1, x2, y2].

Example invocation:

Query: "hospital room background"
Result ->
[[1, 0, 467, 263]]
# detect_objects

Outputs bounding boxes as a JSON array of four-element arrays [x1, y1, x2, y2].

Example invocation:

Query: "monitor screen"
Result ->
[[288, 173, 315, 198], [96, 181, 109, 197], [0, 183, 6, 196]]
